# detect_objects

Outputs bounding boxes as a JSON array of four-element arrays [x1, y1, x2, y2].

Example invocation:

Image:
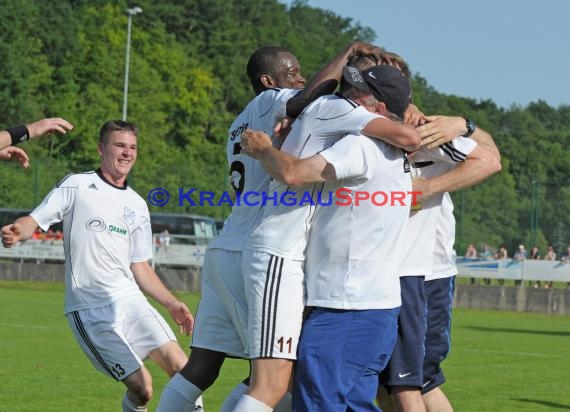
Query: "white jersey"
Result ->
[[246, 94, 381, 259], [30, 170, 153, 314], [208, 88, 299, 252], [397, 138, 477, 277], [429, 192, 457, 281], [305, 134, 410, 309]]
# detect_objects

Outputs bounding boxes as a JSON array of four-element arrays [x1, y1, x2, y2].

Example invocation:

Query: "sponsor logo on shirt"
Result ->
[[109, 225, 128, 236], [86, 218, 106, 232]]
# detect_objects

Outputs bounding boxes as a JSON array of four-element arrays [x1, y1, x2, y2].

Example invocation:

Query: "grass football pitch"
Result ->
[[0, 280, 569, 411]]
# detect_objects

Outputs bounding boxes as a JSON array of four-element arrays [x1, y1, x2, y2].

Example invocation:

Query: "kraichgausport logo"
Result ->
[[147, 187, 421, 208]]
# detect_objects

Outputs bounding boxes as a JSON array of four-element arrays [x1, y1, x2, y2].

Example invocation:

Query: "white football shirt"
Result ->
[[30, 170, 153, 314], [304, 134, 411, 309], [429, 192, 457, 281], [246, 94, 381, 259], [208, 88, 299, 251], [397, 138, 476, 277]]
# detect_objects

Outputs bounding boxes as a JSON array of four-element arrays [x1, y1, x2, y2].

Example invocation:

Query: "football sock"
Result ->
[[122, 393, 147, 412], [156, 373, 202, 412], [220, 382, 248, 412], [232, 394, 272, 412]]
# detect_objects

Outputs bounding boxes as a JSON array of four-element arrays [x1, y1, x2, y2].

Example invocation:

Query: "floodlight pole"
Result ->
[[122, 6, 143, 121]]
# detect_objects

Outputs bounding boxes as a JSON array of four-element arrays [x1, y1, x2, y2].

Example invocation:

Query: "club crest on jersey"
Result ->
[[123, 207, 136, 226]]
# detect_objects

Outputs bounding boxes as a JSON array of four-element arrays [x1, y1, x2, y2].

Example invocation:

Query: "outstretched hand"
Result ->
[[27, 117, 74, 140], [0, 146, 29, 168]]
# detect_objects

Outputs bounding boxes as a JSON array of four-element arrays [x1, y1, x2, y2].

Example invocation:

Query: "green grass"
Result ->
[[1, 280, 569, 411], [0, 281, 248, 412]]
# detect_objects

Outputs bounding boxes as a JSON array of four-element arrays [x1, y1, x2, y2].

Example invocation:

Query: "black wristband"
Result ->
[[6, 125, 30, 146]]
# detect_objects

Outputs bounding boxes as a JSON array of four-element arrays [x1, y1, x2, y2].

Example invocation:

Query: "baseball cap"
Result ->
[[342, 65, 411, 118]]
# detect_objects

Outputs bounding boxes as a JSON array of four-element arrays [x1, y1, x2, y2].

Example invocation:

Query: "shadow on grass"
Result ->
[[514, 399, 570, 410], [461, 326, 570, 337]]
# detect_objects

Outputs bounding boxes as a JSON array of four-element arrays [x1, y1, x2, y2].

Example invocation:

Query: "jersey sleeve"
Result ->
[[30, 175, 77, 231], [318, 101, 382, 138], [130, 209, 153, 262], [415, 136, 477, 164], [318, 134, 369, 180]]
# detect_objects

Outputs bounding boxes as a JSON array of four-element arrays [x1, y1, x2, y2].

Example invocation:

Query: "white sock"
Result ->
[[122, 393, 147, 412], [220, 382, 248, 412], [232, 394, 273, 412], [274, 392, 292, 412], [156, 373, 203, 412]]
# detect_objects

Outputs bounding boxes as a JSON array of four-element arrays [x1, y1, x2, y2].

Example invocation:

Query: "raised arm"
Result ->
[[286, 42, 387, 119], [1, 117, 74, 151], [413, 139, 502, 201], [1, 216, 40, 248], [361, 117, 421, 152], [131, 261, 194, 335], [241, 129, 334, 186]]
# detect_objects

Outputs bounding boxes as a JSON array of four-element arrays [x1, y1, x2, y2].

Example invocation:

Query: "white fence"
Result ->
[[0, 236, 208, 268], [2, 242, 570, 283], [456, 257, 570, 282]]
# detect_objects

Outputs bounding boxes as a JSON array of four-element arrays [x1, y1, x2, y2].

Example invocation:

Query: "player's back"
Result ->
[[246, 94, 381, 260], [208, 88, 299, 252]]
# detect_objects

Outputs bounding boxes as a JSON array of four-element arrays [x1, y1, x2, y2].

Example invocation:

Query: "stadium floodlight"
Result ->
[[122, 6, 143, 121]]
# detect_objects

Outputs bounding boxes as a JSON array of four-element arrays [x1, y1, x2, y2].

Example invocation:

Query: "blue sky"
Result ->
[[281, 0, 570, 109]]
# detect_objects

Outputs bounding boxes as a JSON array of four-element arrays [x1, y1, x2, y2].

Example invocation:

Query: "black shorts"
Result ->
[[422, 276, 455, 394], [380, 276, 426, 389]]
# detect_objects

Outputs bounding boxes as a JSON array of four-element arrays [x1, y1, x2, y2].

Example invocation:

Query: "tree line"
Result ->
[[0, 0, 568, 256]]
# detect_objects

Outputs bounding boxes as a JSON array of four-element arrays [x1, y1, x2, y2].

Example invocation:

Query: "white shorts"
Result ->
[[242, 248, 305, 360], [191, 248, 249, 358], [66, 294, 176, 381]]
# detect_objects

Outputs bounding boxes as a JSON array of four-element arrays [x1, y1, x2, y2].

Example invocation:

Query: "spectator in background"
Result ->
[[542, 245, 556, 288], [465, 244, 478, 258], [159, 229, 171, 252], [465, 244, 478, 284], [495, 245, 509, 285], [529, 246, 541, 288], [480, 244, 493, 259], [479, 244, 493, 285], [513, 245, 527, 286]]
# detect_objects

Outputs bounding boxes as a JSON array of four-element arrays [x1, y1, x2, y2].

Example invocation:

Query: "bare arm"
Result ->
[[1, 216, 40, 248], [286, 42, 387, 118], [131, 261, 194, 335], [0, 118, 74, 151], [0, 131, 10, 150], [241, 129, 335, 186], [361, 117, 421, 152], [412, 144, 502, 202]]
